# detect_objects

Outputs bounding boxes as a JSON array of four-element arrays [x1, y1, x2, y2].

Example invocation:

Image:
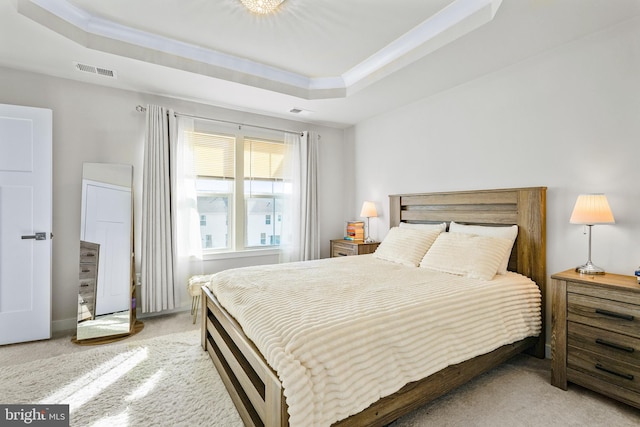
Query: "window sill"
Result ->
[[202, 248, 280, 261]]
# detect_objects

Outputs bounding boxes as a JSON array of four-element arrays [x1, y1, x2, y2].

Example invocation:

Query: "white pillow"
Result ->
[[399, 222, 447, 232], [420, 232, 513, 281], [373, 227, 442, 267], [448, 221, 518, 274]]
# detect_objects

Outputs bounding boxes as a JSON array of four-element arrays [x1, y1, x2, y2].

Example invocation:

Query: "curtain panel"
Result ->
[[171, 117, 203, 300], [280, 131, 320, 262], [141, 106, 203, 313], [141, 104, 175, 313]]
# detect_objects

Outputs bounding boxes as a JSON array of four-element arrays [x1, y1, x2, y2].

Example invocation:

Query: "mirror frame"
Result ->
[[73, 163, 142, 344]]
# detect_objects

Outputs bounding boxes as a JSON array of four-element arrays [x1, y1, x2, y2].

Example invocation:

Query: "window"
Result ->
[[189, 126, 289, 253], [192, 131, 234, 251], [244, 138, 286, 248]]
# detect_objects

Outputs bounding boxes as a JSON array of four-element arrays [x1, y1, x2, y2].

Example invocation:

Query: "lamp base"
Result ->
[[575, 261, 606, 275], [364, 236, 376, 243]]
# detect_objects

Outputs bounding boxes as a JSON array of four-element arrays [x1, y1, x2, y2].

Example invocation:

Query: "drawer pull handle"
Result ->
[[595, 364, 634, 381], [81, 269, 90, 273], [85, 253, 95, 257], [80, 283, 89, 287], [337, 252, 348, 256], [595, 338, 635, 353], [595, 309, 634, 321]]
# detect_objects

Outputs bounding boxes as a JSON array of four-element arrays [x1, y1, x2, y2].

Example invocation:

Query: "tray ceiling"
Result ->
[[1, 0, 639, 127]]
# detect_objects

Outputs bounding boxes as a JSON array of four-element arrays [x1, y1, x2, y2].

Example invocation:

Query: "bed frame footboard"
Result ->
[[202, 286, 288, 427], [202, 285, 537, 427]]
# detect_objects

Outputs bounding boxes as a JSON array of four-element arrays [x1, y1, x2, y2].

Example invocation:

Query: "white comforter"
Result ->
[[206, 255, 541, 427]]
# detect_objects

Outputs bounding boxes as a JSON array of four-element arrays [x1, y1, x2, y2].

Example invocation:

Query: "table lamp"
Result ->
[[360, 201, 377, 243], [570, 194, 615, 275]]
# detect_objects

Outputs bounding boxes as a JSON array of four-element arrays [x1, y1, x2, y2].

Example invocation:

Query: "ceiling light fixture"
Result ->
[[240, 0, 285, 14]]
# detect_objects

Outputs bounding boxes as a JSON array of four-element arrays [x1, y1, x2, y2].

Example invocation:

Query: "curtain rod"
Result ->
[[136, 105, 303, 136]]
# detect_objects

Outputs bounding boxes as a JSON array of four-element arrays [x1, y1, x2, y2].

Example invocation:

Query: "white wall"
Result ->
[[348, 18, 640, 344], [0, 66, 347, 329]]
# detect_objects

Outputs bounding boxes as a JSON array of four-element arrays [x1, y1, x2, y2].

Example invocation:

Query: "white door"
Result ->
[[0, 104, 52, 345], [82, 180, 131, 315]]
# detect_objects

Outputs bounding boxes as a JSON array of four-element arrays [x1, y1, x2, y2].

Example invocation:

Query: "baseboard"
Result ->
[[52, 317, 77, 334], [52, 304, 191, 334], [136, 305, 190, 319]]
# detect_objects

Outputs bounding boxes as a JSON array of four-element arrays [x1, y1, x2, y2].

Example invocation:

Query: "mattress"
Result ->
[[205, 254, 541, 427]]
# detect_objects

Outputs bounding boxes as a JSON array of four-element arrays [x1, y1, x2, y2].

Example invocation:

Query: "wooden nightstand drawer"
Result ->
[[568, 292, 640, 339], [80, 246, 99, 264], [79, 278, 97, 297], [568, 322, 640, 366], [330, 239, 380, 258], [79, 263, 97, 280], [568, 347, 640, 393], [568, 281, 640, 306], [332, 241, 358, 257]]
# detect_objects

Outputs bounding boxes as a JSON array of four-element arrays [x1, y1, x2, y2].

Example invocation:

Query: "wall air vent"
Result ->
[[74, 62, 117, 79]]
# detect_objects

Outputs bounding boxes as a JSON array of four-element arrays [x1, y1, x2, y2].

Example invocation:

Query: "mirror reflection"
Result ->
[[76, 163, 133, 341]]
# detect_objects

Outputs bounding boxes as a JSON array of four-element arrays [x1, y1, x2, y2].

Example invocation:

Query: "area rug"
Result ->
[[2, 329, 639, 426], [0, 330, 242, 426]]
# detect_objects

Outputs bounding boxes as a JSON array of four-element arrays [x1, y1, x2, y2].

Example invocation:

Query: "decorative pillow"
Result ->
[[419, 232, 513, 281], [373, 227, 442, 267], [399, 222, 447, 232], [448, 222, 518, 274]]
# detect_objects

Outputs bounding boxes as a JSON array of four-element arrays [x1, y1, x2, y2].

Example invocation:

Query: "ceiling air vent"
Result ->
[[289, 107, 312, 116], [74, 62, 117, 79]]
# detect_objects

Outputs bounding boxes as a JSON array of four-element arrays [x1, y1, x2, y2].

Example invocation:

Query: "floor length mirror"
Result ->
[[74, 163, 141, 343]]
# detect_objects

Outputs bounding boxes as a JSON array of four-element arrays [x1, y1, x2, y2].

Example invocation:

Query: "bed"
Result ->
[[201, 187, 546, 427]]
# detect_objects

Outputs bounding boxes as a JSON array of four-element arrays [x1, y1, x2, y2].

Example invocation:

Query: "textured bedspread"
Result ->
[[206, 255, 541, 427]]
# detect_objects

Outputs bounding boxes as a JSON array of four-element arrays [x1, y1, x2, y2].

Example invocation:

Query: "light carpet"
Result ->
[[392, 354, 640, 427], [0, 330, 242, 426], [1, 327, 639, 426]]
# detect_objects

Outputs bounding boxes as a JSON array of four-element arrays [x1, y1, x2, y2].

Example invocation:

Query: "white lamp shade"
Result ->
[[569, 194, 615, 225], [360, 201, 377, 218]]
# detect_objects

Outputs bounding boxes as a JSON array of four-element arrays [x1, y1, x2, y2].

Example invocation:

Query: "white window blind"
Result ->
[[190, 131, 235, 179], [244, 138, 285, 181]]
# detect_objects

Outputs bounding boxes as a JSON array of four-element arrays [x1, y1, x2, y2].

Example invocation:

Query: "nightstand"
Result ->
[[330, 239, 379, 257], [551, 269, 640, 409]]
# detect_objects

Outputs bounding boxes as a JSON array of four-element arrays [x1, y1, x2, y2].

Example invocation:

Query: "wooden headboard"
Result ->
[[389, 187, 547, 356]]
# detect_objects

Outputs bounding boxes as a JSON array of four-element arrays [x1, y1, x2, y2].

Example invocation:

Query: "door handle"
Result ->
[[21, 232, 47, 241]]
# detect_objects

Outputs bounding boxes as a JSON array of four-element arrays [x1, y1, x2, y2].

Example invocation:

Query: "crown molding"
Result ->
[[19, 0, 501, 100]]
